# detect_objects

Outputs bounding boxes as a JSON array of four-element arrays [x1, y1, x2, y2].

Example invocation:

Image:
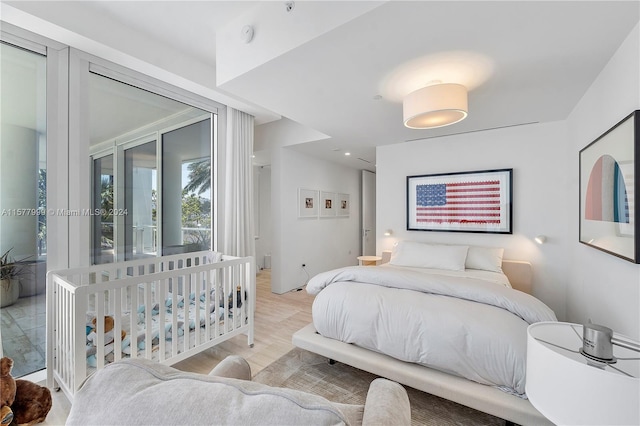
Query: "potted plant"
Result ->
[[1, 248, 23, 307]]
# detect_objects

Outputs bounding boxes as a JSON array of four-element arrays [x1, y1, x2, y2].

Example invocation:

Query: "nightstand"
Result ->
[[357, 255, 382, 266], [526, 321, 639, 426]]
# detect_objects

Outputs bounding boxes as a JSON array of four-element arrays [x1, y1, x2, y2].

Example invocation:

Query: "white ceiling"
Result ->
[[220, 1, 639, 170], [4, 1, 639, 172], [80, 1, 259, 69]]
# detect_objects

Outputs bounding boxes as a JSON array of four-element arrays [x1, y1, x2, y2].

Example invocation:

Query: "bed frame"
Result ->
[[47, 251, 255, 402], [292, 258, 552, 426]]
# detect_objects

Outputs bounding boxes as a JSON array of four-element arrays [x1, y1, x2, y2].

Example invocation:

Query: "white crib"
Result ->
[[46, 251, 255, 401]]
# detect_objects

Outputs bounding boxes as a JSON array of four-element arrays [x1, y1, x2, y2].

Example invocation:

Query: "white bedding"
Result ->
[[85, 292, 234, 366], [307, 265, 557, 396]]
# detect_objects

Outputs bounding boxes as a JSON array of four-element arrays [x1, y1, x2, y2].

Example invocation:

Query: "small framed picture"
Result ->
[[320, 191, 336, 217], [298, 188, 318, 218], [337, 193, 350, 217]]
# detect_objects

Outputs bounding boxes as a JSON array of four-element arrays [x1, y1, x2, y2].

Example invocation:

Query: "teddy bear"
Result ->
[[0, 357, 52, 426], [86, 316, 128, 367], [87, 315, 127, 346], [1, 357, 16, 426]]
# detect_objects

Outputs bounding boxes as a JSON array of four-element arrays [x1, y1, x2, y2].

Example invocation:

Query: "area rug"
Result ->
[[253, 348, 507, 426]]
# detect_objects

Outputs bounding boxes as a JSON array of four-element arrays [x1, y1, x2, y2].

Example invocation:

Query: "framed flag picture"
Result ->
[[579, 110, 638, 263], [407, 168, 513, 234]]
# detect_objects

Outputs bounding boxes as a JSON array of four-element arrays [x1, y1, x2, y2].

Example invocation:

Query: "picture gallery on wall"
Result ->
[[298, 188, 350, 218]]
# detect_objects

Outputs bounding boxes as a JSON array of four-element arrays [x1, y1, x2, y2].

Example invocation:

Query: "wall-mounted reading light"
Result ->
[[535, 235, 547, 244], [384, 229, 393, 236]]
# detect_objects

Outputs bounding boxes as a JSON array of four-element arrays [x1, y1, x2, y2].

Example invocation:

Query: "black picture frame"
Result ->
[[579, 110, 639, 263], [406, 168, 513, 234]]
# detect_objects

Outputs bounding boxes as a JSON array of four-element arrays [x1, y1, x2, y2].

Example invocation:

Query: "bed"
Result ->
[[293, 241, 556, 425], [47, 251, 255, 402]]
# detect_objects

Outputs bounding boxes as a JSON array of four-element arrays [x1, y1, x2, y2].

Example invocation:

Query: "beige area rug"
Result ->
[[253, 348, 507, 426]]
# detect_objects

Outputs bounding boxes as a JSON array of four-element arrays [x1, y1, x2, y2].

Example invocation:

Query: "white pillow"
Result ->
[[465, 246, 504, 273], [390, 241, 469, 271]]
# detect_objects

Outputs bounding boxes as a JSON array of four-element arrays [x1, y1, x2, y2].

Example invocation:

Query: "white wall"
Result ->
[[376, 121, 570, 319], [254, 165, 272, 270], [272, 147, 361, 294], [565, 22, 640, 340]]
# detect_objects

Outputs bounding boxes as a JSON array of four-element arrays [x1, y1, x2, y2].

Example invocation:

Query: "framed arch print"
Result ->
[[579, 110, 639, 263]]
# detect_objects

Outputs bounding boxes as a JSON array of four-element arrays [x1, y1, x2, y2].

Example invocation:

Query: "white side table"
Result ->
[[357, 255, 382, 266], [526, 321, 639, 426]]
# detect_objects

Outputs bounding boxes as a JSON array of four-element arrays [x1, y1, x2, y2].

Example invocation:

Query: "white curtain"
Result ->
[[223, 108, 255, 259]]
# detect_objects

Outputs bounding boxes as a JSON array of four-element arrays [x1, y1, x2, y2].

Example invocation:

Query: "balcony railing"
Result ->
[[99, 224, 211, 259]]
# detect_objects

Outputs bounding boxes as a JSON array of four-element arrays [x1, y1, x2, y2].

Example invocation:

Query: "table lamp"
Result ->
[[526, 321, 639, 425]]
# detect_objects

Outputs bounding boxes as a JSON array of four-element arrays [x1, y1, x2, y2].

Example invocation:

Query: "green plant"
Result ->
[[0, 248, 29, 281], [1, 248, 17, 280]]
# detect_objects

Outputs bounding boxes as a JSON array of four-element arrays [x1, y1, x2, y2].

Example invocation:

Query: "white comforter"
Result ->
[[307, 265, 557, 396]]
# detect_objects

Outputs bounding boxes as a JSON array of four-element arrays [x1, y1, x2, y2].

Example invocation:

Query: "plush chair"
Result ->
[[66, 355, 411, 425]]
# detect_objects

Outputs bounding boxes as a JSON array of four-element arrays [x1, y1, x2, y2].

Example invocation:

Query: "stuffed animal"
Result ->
[[0, 406, 12, 426], [11, 380, 52, 426], [0, 357, 52, 426], [88, 315, 126, 344], [1, 357, 16, 426], [92, 315, 115, 333]]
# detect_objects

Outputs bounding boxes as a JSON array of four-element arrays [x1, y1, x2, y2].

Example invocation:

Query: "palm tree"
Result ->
[[184, 159, 211, 195]]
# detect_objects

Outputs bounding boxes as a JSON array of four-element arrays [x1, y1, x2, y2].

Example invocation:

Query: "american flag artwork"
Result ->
[[407, 169, 512, 233]]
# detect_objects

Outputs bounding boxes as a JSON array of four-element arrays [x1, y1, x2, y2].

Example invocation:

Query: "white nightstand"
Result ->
[[526, 321, 639, 426], [357, 255, 382, 266]]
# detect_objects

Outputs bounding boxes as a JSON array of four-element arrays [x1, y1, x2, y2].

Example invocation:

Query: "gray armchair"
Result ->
[[67, 355, 411, 425]]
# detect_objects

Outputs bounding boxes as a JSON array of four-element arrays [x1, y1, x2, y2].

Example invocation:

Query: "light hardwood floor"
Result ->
[[44, 269, 314, 425]]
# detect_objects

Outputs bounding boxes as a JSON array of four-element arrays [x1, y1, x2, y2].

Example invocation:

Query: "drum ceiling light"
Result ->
[[403, 83, 468, 129]]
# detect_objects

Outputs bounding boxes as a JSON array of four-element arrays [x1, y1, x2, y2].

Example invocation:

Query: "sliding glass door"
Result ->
[[89, 73, 215, 264]]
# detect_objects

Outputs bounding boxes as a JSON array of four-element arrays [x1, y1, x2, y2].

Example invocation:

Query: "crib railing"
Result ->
[[46, 251, 255, 401]]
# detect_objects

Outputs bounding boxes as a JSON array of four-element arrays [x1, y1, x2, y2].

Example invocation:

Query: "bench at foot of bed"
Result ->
[[293, 323, 552, 426]]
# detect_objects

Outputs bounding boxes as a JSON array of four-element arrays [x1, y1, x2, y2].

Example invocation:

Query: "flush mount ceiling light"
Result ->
[[403, 83, 468, 129]]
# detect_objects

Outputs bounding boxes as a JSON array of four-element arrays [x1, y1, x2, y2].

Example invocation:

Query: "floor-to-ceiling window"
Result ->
[[88, 73, 215, 264], [0, 41, 47, 377]]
